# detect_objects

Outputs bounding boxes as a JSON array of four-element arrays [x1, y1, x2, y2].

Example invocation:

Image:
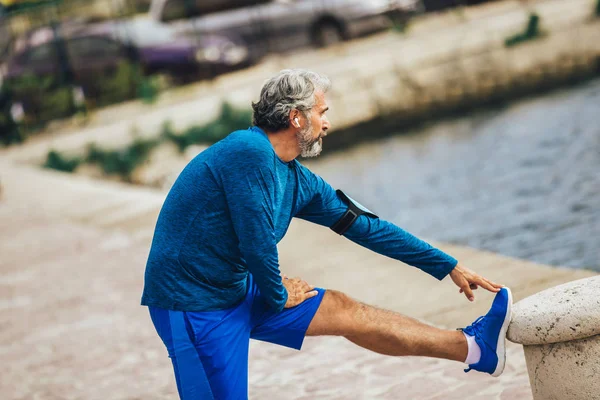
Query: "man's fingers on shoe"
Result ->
[[488, 279, 503, 290], [479, 278, 500, 292], [463, 284, 474, 301]]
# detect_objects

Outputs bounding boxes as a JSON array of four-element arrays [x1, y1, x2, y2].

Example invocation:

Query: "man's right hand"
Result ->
[[282, 276, 318, 308]]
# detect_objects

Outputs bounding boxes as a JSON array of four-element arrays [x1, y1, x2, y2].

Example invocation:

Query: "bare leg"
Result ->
[[306, 290, 467, 362]]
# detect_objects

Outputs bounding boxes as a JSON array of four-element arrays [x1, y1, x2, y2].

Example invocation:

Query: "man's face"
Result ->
[[297, 91, 330, 158]]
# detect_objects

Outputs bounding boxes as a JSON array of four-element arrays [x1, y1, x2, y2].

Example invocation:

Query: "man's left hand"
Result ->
[[449, 263, 503, 302]]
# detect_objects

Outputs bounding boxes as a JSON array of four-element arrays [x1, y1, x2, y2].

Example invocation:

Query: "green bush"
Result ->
[[7, 74, 75, 125], [524, 14, 540, 37], [5, 62, 150, 131], [505, 13, 541, 47], [44, 150, 81, 172], [391, 19, 409, 33], [596, 0, 600, 17], [44, 102, 252, 180], [7, 73, 56, 92], [85, 136, 157, 180], [39, 87, 75, 121], [137, 76, 161, 105], [167, 102, 252, 152], [219, 102, 253, 129], [94, 61, 143, 107]]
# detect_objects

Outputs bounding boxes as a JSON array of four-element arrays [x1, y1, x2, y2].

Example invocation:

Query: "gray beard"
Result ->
[[297, 123, 322, 158]]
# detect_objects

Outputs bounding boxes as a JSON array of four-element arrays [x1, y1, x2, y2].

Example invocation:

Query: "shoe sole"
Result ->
[[491, 287, 513, 377]]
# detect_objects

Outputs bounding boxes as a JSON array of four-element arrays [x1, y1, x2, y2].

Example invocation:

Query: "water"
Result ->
[[307, 80, 600, 271]]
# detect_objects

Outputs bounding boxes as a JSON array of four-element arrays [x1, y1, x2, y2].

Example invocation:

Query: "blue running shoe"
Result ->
[[460, 287, 513, 377]]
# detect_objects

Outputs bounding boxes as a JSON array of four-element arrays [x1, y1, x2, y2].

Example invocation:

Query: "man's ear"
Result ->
[[290, 110, 301, 128]]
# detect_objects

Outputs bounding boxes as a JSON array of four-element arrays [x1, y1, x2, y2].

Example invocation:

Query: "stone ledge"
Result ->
[[507, 276, 600, 345]]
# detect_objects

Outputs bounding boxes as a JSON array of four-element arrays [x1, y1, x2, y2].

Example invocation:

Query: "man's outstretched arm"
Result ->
[[295, 172, 502, 300]]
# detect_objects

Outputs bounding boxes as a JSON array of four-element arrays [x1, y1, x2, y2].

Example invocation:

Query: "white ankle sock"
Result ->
[[463, 332, 481, 365]]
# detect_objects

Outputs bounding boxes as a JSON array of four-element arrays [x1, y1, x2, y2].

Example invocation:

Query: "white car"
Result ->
[[149, 0, 423, 52]]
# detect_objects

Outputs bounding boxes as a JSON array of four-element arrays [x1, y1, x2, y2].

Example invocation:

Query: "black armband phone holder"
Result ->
[[330, 190, 378, 235]]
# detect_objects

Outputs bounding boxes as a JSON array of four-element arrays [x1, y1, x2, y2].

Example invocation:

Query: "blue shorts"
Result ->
[[148, 275, 326, 400]]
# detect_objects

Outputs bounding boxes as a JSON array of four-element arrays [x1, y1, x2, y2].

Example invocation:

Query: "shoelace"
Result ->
[[463, 315, 486, 337]]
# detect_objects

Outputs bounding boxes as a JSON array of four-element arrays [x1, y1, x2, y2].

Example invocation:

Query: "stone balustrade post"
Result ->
[[507, 276, 600, 400]]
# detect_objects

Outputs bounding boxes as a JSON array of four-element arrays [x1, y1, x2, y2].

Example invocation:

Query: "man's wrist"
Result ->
[[449, 260, 460, 274], [440, 258, 459, 280]]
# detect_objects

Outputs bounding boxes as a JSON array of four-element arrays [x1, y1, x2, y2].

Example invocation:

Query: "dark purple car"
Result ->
[[109, 17, 253, 81]]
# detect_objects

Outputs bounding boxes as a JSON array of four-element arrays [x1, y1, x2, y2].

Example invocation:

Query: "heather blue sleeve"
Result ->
[[214, 144, 287, 312], [296, 172, 457, 280]]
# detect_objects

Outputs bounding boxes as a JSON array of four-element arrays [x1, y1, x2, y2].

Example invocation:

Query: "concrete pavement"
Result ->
[[0, 160, 595, 399]]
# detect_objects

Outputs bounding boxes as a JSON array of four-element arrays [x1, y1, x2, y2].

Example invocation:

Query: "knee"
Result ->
[[325, 289, 351, 304], [308, 290, 364, 337]]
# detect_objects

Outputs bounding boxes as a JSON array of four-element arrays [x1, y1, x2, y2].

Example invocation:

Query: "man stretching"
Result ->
[[141, 69, 513, 399]]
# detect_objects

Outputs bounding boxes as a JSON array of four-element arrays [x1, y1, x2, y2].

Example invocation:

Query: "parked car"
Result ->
[[115, 17, 254, 80], [2, 24, 138, 121], [149, 0, 423, 53], [0, 20, 253, 121]]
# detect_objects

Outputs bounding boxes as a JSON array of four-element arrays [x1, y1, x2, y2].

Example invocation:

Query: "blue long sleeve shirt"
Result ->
[[141, 126, 457, 313]]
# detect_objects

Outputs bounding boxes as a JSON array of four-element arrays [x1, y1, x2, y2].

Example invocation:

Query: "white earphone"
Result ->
[[293, 117, 300, 128]]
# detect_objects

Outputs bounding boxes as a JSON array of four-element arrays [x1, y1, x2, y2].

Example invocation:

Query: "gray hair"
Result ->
[[252, 69, 331, 132]]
